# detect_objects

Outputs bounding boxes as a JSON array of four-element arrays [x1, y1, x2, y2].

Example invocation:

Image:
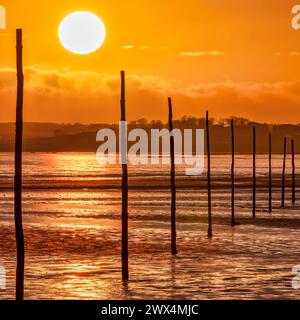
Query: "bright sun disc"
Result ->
[[58, 11, 106, 55]]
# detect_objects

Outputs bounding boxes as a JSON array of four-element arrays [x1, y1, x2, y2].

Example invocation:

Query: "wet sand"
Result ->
[[0, 153, 300, 299], [1, 207, 300, 300]]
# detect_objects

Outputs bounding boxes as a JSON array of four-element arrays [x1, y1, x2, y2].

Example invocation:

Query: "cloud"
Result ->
[[156, 46, 168, 51], [180, 51, 225, 57], [275, 51, 300, 57], [289, 51, 300, 56], [122, 45, 166, 51], [0, 67, 120, 95], [0, 66, 297, 99], [122, 45, 134, 49], [1, 66, 300, 124]]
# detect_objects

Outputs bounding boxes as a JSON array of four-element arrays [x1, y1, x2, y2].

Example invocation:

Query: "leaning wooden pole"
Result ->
[[281, 137, 287, 208], [268, 133, 272, 213], [231, 119, 235, 226], [252, 126, 256, 218], [15, 29, 25, 300], [120, 71, 129, 281], [292, 139, 296, 205], [206, 111, 213, 237], [168, 97, 177, 255]]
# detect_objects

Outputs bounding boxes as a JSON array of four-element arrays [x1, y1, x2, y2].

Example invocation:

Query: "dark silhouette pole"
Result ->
[[231, 119, 235, 226], [292, 139, 296, 205], [168, 98, 177, 255], [120, 71, 128, 281], [15, 29, 25, 301], [268, 133, 272, 213], [206, 111, 213, 237], [281, 137, 287, 208], [252, 126, 256, 218]]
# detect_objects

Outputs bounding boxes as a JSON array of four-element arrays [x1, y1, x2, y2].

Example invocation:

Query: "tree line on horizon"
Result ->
[[0, 116, 299, 153]]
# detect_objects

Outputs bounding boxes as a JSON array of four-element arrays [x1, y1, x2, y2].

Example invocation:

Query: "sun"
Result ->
[[58, 11, 106, 55]]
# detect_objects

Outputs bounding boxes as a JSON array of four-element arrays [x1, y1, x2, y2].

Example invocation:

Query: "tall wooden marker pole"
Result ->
[[231, 119, 235, 226], [268, 133, 272, 213], [292, 139, 296, 205], [168, 98, 177, 255], [281, 137, 287, 208], [120, 71, 129, 281], [252, 126, 256, 218], [15, 29, 25, 300], [206, 111, 213, 237]]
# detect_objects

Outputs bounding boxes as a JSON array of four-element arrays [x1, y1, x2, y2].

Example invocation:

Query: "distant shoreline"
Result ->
[[0, 118, 300, 153]]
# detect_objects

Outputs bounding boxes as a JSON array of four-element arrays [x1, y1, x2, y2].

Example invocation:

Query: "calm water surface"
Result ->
[[0, 153, 300, 299]]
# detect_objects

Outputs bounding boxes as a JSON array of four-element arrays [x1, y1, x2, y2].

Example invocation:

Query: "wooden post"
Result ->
[[292, 139, 296, 205], [252, 126, 256, 218], [206, 111, 213, 237], [281, 137, 287, 208], [15, 29, 25, 300], [120, 71, 129, 281], [231, 119, 235, 226], [168, 97, 177, 255], [268, 133, 272, 213]]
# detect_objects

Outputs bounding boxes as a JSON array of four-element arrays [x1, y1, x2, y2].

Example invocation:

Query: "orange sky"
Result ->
[[1, 0, 300, 123]]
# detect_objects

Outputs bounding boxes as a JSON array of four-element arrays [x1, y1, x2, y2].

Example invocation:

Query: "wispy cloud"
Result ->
[[156, 46, 168, 51], [122, 45, 169, 51], [289, 51, 300, 56], [180, 51, 225, 57], [0, 33, 12, 37], [122, 45, 134, 50], [275, 51, 300, 57]]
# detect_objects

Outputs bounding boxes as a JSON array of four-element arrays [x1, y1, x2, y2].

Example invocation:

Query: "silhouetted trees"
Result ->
[[1, 117, 300, 153]]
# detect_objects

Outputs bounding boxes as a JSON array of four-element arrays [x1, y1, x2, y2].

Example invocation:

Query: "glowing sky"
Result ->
[[1, 0, 300, 123]]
